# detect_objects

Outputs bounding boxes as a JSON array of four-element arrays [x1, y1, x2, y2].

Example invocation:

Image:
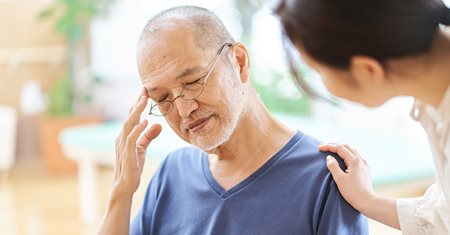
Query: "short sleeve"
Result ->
[[316, 181, 369, 235], [130, 176, 159, 235], [130, 203, 147, 235], [130, 162, 165, 235]]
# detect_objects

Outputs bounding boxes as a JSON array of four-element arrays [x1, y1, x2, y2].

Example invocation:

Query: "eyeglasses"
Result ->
[[148, 42, 233, 116]]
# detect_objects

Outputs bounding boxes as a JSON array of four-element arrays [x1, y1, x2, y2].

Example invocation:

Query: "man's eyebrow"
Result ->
[[146, 87, 159, 93]]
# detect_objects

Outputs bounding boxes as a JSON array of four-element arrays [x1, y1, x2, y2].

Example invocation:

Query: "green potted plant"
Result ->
[[39, 0, 114, 115], [37, 0, 114, 173]]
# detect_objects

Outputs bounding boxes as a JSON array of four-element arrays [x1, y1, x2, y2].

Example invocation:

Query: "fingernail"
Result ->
[[140, 96, 146, 102], [326, 155, 332, 161]]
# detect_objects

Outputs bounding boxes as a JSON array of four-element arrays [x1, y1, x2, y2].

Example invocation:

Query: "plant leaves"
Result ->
[[38, 7, 56, 19]]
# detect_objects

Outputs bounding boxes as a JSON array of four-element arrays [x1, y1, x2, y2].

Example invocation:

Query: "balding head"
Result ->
[[139, 6, 235, 50], [136, 6, 255, 152]]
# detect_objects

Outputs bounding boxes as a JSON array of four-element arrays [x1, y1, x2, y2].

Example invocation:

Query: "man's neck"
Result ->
[[206, 92, 296, 190]]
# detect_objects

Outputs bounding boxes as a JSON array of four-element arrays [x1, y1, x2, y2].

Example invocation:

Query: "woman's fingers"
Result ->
[[326, 155, 346, 183], [343, 144, 360, 156], [319, 143, 369, 175], [318, 143, 356, 162], [319, 143, 354, 178]]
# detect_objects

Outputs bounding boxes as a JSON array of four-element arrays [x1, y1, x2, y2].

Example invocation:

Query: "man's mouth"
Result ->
[[187, 116, 212, 132]]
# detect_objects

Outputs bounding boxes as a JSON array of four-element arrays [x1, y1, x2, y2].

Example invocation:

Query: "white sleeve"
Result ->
[[396, 183, 450, 235]]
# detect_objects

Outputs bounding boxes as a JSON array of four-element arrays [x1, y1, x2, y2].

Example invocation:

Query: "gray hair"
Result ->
[[140, 5, 235, 50]]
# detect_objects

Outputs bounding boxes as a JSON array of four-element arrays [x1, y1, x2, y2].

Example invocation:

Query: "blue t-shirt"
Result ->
[[131, 131, 368, 235]]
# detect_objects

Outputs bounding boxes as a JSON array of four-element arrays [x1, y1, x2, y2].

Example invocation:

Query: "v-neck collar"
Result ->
[[201, 131, 303, 199]]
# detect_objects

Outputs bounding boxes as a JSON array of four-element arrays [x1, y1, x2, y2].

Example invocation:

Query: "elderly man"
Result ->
[[99, 6, 368, 235]]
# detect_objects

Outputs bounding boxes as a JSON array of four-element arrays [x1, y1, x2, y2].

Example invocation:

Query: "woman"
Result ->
[[275, 0, 450, 234]]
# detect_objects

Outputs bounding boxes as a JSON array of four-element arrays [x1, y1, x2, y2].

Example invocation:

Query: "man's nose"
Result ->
[[174, 98, 198, 118]]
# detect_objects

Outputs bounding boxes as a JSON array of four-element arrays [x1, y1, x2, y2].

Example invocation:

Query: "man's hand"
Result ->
[[112, 89, 162, 198], [98, 89, 162, 235]]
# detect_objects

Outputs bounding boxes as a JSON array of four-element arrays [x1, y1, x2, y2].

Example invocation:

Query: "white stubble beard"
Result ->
[[189, 85, 245, 152]]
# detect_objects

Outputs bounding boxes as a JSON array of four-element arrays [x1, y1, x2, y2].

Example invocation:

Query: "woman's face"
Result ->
[[296, 47, 391, 107]]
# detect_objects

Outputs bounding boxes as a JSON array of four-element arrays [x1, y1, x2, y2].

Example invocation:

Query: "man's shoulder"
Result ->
[[284, 131, 326, 162], [288, 133, 362, 219], [287, 131, 346, 171], [278, 131, 347, 191]]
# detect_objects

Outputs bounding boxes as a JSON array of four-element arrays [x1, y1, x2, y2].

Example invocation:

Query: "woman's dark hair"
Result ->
[[275, 0, 450, 99]]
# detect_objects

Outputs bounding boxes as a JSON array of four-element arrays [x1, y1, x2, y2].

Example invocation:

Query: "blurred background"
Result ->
[[0, 0, 446, 234]]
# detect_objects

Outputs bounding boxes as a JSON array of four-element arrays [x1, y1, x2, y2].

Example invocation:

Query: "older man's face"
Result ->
[[137, 25, 245, 151]]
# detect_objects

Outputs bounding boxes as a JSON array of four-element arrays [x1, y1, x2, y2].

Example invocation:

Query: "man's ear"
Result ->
[[349, 56, 385, 87], [232, 43, 251, 83]]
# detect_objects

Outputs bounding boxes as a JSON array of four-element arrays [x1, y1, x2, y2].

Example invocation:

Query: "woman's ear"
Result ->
[[350, 56, 385, 87], [232, 43, 251, 83]]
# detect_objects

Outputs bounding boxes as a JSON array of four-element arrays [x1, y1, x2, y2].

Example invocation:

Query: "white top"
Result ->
[[397, 86, 450, 235]]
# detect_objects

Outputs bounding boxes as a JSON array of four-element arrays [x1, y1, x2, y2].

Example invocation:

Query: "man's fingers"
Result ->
[[125, 119, 149, 154], [123, 96, 148, 136], [326, 155, 346, 182], [140, 87, 147, 98], [129, 87, 148, 122], [128, 88, 149, 114], [137, 124, 162, 150]]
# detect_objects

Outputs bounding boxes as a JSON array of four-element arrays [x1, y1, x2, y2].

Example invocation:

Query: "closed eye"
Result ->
[[156, 95, 169, 103], [185, 78, 202, 85]]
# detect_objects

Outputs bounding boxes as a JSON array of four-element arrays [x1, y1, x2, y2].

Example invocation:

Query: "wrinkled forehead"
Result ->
[[137, 25, 216, 95]]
